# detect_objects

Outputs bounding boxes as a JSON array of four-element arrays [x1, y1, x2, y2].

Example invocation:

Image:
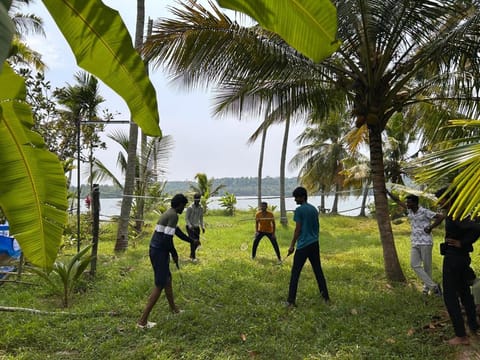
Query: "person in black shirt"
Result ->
[[137, 194, 198, 329], [436, 187, 480, 345]]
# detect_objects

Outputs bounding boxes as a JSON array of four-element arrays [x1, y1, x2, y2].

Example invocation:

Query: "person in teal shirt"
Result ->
[[286, 187, 329, 307]]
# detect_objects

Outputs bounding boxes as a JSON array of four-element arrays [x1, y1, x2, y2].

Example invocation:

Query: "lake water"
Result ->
[[90, 195, 374, 218]]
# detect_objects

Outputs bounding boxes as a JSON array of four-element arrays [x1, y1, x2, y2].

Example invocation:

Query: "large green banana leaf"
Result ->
[[0, 0, 13, 69], [0, 65, 68, 270], [217, 0, 340, 62], [42, 0, 161, 136], [0, 0, 162, 269]]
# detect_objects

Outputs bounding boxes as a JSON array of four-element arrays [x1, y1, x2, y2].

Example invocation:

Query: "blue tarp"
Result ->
[[0, 235, 21, 259]]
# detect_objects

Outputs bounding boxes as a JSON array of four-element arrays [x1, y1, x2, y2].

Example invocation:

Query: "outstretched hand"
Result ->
[[287, 246, 295, 256]]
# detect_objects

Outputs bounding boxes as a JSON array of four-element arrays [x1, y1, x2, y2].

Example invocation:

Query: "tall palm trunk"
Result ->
[[279, 116, 290, 226], [369, 125, 405, 282], [135, 18, 153, 233], [331, 183, 339, 214], [319, 185, 326, 213], [115, 0, 145, 251], [359, 181, 370, 217], [257, 127, 267, 209]]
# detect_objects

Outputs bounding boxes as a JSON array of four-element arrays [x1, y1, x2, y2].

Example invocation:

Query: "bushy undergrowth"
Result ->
[[0, 212, 471, 359]]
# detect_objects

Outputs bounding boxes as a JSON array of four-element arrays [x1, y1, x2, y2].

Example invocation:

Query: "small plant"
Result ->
[[219, 192, 237, 216], [29, 245, 93, 307]]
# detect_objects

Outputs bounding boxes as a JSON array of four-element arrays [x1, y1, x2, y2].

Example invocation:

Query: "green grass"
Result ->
[[0, 212, 468, 359]]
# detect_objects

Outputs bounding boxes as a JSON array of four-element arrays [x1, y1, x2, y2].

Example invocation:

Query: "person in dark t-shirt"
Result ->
[[137, 194, 198, 329]]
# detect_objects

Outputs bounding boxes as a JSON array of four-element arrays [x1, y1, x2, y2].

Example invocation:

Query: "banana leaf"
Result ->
[[0, 65, 68, 270], [42, 0, 161, 136]]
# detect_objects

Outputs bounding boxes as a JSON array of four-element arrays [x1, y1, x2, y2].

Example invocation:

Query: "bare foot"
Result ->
[[447, 336, 470, 345]]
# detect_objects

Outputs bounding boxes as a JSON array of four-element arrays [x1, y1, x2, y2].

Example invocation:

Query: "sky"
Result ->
[[25, 0, 305, 183]]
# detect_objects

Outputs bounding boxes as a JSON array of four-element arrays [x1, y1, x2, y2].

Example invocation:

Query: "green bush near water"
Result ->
[[0, 212, 470, 359]]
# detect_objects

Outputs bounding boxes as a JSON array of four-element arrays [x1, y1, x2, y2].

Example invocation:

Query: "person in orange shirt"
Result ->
[[252, 202, 281, 262]]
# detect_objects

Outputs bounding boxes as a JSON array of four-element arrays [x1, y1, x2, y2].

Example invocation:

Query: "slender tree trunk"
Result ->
[[369, 125, 405, 282], [279, 117, 290, 226], [115, 0, 145, 251], [257, 127, 267, 208], [359, 181, 370, 217], [331, 184, 339, 214], [90, 184, 99, 276], [135, 18, 153, 233], [319, 186, 326, 213]]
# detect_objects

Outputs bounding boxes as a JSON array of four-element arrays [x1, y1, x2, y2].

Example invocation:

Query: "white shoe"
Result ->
[[136, 321, 156, 329]]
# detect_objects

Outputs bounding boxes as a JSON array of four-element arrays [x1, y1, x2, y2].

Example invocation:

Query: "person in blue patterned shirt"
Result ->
[[387, 190, 444, 295]]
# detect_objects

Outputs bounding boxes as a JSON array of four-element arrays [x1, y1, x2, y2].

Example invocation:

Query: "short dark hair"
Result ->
[[405, 194, 419, 204], [171, 194, 188, 208], [292, 186, 308, 199], [261, 201, 268, 206], [193, 193, 201, 200]]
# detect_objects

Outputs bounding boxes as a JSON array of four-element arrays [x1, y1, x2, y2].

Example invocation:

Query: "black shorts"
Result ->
[[149, 246, 171, 288]]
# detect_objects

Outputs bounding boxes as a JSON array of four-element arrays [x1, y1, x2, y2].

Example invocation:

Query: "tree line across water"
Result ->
[[74, 177, 300, 199]]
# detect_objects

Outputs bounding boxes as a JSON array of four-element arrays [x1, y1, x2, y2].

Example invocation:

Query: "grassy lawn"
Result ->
[[0, 211, 471, 359]]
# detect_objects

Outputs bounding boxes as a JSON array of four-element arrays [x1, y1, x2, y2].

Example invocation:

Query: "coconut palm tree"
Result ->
[[189, 173, 226, 212], [92, 129, 174, 231], [54, 71, 106, 250], [341, 158, 371, 217], [143, 0, 480, 282], [289, 109, 350, 214], [410, 120, 480, 219], [54, 72, 106, 184], [143, 1, 337, 226], [7, 0, 45, 70], [115, 0, 145, 252]]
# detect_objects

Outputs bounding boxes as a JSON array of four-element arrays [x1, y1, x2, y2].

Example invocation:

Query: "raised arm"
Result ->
[[385, 189, 407, 209]]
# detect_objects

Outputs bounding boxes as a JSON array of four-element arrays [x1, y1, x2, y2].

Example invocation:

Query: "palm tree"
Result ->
[[54, 71, 106, 250], [289, 110, 350, 214], [341, 158, 371, 217], [189, 173, 226, 212], [246, 102, 290, 223], [410, 120, 480, 219], [115, 0, 145, 252], [143, 0, 480, 282], [383, 112, 420, 186], [93, 129, 174, 231], [54, 72, 106, 183], [143, 1, 336, 226], [248, 104, 271, 209], [7, 0, 45, 71]]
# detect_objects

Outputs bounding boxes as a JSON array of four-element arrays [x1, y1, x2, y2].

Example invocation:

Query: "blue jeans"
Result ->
[[287, 241, 329, 304]]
